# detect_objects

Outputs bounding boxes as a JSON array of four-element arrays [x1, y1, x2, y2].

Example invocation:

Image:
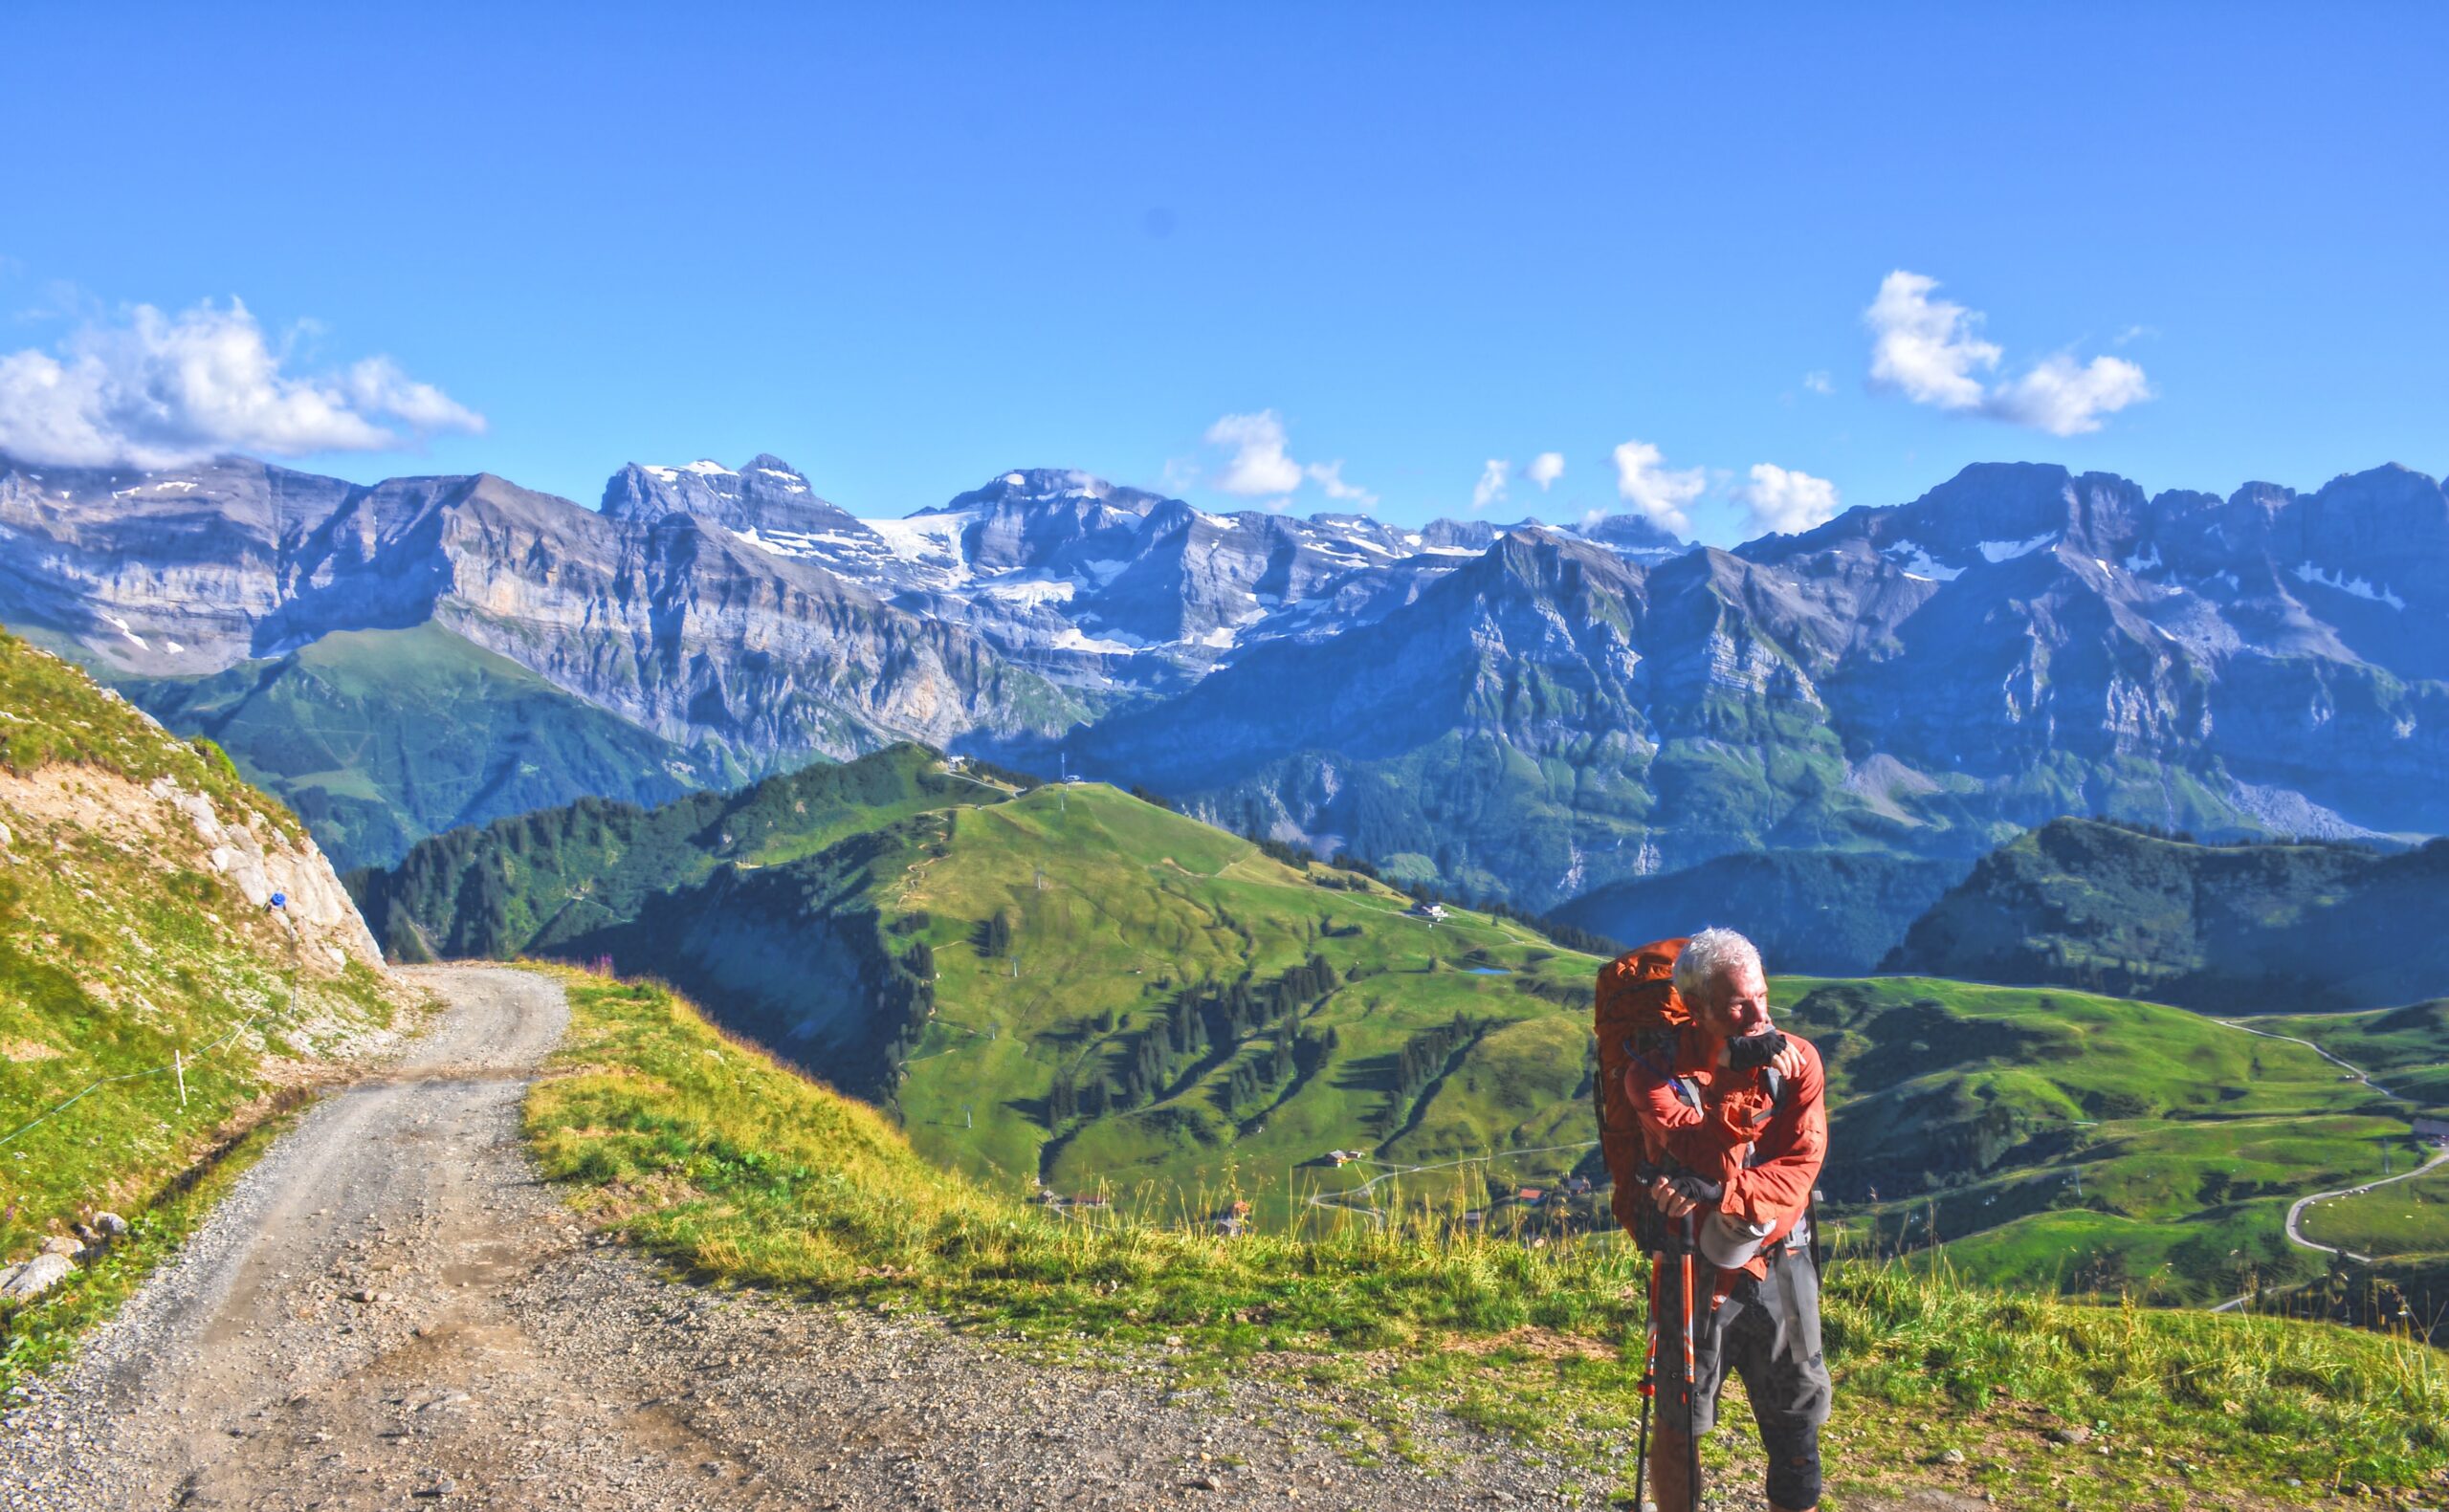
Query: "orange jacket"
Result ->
[[1625, 1028, 1827, 1278]]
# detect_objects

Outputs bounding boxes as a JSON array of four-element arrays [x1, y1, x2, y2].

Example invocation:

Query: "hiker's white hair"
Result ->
[[1675, 928, 1763, 1004]]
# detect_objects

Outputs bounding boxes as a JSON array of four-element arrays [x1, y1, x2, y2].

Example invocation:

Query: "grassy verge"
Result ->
[[0, 1101, 298, 1393], [526, 969, 2449, 1508]]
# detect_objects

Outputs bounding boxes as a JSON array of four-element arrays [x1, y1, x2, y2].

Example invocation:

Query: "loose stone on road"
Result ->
[[6, 965, 1817, 1510]]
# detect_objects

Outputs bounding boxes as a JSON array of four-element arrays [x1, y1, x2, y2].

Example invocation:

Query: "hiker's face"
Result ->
[[1699, 960, 1771, 1040]]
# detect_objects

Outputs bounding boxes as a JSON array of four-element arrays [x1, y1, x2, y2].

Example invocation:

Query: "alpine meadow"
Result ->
[[5, 9, 2448, 1510]]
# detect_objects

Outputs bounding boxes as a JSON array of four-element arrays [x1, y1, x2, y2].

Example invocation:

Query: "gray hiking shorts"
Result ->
[[1654, 1252, 1832, 1436]]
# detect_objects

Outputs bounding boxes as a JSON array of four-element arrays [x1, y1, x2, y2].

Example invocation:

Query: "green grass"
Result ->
[[0, 625, 412, 1288], [2247, 999, 2449, 1113], [525, 968, 2449, 1508], [103, 623, 738, 870], [0, 1107, 295, 1392], [879, 784, 1604, 1205], [2302, 1161, 2449, 1258]]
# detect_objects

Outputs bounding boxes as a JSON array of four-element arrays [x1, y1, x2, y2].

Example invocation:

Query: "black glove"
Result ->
[[1724, 1028, 1788, 1071], [1659, 1167, 1724, 1207]]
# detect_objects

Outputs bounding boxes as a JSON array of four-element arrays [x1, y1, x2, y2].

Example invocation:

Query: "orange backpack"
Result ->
[[1593, 937, 1691, 1237]]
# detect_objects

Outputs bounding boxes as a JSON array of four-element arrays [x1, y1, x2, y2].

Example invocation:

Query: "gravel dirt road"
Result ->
[[1, 967, 1943, 1511]]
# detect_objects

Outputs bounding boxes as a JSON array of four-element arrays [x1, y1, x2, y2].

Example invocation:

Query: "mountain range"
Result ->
[[5, 449, 2442, 903]]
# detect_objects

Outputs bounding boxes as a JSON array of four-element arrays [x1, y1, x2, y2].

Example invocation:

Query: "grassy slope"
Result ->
[[526, 970, 2449, 1509], [2300, 1162, 2449, 1257], [0, 628, 409, 1375], [2230, 1001, 2449, 1267], [357, 768, 2417, 1301], [893, 796, 2407, 1300], [107, 623, 736, 871], [2249, 999, 2449, 1113], [1779, 977, 2415, 1302], [881, 783, 1603, 1208], [1888, 817, 2449, 1012], [346, 741, 966, 963]]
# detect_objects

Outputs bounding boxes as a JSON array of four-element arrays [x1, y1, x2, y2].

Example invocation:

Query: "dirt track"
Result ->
[[11, 965, 1940, 1510]]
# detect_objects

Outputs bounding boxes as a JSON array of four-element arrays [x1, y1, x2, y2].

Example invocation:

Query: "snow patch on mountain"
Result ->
[[1976, 532, 2059, 563], [1881, 540, 1964, 581], [2293, 560, 2406, 609]]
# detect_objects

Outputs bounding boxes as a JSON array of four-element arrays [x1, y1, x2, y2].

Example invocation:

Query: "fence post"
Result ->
[[175, 1048, 187, 1109]]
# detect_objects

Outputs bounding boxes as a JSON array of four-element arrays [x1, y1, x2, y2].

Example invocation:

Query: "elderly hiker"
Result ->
[[1593, 928, 1831, 1512]]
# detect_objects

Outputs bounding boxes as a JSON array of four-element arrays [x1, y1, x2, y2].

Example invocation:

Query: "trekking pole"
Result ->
[[1682, 1214, 1702, 1511], [1633, 1267, 1658, 1506]]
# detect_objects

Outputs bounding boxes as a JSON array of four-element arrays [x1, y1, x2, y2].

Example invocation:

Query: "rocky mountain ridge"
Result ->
[[4, 449, 2442, 907]]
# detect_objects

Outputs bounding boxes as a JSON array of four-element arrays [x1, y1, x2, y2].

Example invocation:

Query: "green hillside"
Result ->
[[352, 767, 2427, 1302], [1551, 849, 1968, 975], [100, 624, 737, 870], [2245, 999, 2449, 1112], [1886, 817, 2449, 1012], [0, 628, 411, 1370], [345, 741, 972, 963]]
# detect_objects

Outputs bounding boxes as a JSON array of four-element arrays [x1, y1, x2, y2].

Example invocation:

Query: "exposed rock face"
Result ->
[[149, 775, 381, 962], [7, 449, 2443, 910], [1, 456, 1087, 772], [1067, 464, 2449, 908], [708, 465, 1690, 695]]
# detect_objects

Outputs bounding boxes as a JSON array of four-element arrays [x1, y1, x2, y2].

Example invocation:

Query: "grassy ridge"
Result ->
[[346, 741, 965, 962], [2247, 1000, 2449, 1113], [1888, 818, 2449, 1012], [526, 969, 2449, 1508], [0, 627, 411, 1366], [105, 623, 738, 871], [883, 783, 1603, 1205]]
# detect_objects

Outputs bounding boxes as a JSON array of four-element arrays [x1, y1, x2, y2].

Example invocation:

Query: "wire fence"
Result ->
[[0, 1009, 279, 1151], [2, 914, 306, 1153]]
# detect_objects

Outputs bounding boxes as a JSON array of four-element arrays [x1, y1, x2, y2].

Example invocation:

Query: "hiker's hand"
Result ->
[[1648, 1173, 1697, 1219], [1650, 1169, 1722, 1216], [1724, 1029, 1788, 1072]]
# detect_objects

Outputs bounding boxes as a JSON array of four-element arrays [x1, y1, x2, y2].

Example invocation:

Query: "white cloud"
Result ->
[[1201, 409, 1375, 509], [1471, 458, 1511, 512], [1865, 271, 1998, 410], [1306, 458, 1377, 509], [1610, 439, 1706, 535], [1801, 370, 1833, 395], [1526, 451, 1564, 491], [1203, 409, 1305, 495], [1986, 353, 2153, 436], [0, 297, 484, 469], [1863, 270, 2154, 436], [1737, 463, 1842, 536]]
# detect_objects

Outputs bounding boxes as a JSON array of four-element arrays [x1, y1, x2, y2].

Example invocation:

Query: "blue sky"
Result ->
[[2, 3, 2443, 542]]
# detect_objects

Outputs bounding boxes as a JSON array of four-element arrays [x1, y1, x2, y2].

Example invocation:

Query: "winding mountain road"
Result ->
[[2, 966, 1864, 1511], [2203, 1017, 2442, 1313]]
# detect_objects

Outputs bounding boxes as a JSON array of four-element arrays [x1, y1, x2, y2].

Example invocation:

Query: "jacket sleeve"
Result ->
[[1720, 1034, 1827, 1226], [1625, 1056, 1707, 1137]]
